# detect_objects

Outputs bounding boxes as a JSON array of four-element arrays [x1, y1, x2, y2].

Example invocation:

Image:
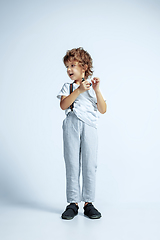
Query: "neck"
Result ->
[[74, 79, 83, 85], [74, 77, 86, 85]]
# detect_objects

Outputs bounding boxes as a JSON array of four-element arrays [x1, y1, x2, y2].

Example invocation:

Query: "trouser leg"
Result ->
[[62, 113, 81, 203], [81, 123, 98, 202]]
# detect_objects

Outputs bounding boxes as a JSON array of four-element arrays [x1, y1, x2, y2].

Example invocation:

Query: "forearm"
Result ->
[[60, 87, 81, 110], [95, 90, 107, 114]]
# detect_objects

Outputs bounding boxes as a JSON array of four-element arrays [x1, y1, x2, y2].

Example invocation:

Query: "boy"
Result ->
[[57, 47, 107, 220]]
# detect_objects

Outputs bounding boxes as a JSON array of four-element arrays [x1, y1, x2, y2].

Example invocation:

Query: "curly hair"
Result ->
[[63, 47, 93, 79]]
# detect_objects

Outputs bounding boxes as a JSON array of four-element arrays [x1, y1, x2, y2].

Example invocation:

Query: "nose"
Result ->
[[68, 66, 71, 71], [67, 67, 71, 75]]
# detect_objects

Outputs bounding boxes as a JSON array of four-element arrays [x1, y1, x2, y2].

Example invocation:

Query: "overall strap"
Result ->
[[70, 83, 74, 111]]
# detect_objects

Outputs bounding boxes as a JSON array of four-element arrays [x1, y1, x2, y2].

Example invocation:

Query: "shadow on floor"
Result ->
[[15, 201, 62, 215]]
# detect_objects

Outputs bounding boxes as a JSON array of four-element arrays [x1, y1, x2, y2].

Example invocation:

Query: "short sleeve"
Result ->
[[88, 87, 97, 104], [57, 83, 70, 100], [88, 87, 106, 103]]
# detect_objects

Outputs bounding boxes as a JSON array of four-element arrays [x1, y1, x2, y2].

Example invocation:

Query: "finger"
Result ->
[[91, 80, 95, 85], [92, 78, 97, 83], [93, 77, 100, 82], [94, 78, 99, 82]]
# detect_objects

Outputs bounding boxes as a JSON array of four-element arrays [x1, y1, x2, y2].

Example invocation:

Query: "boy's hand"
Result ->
[[91, 77, 100, 92], [78, 80, 91, 93]]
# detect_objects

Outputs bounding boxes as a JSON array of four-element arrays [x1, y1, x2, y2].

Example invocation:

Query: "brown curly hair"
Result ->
[[63, 47, 93, 79]]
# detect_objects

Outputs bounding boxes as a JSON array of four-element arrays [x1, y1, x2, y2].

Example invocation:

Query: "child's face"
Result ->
[[65, 60, 85, 81]]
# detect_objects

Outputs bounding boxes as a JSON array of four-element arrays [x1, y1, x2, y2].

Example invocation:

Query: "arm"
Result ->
[[91, 77, 107, 114], [60, 81, 91, 110], [60, 88, 81, 110], [95, 90, 107, 114]]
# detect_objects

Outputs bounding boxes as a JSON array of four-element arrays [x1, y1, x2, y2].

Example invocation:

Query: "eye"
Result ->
[[71, 64, 75, 67]]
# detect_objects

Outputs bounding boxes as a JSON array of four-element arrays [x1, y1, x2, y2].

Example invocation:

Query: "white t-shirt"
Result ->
[[57, 82, 99, 128]]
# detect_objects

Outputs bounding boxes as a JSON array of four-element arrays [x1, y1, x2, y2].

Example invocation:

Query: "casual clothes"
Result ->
[[62, 111, 98, 203], [57, 82, 102, 203], [57, 82, 99, 129]]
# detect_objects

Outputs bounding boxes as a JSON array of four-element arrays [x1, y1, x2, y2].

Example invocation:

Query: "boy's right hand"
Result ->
[[78, 80, 91, 93]]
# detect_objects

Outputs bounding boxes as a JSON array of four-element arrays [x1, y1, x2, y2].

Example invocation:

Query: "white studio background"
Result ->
[[0, 0, 160, 208]]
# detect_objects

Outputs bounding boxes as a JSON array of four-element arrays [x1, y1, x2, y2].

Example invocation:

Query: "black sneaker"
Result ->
[[61, 203, 79, 220], [84, 203, 101, 219]]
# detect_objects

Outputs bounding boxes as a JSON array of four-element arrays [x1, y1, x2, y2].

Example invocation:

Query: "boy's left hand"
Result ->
[[91, 77, 100, 92]]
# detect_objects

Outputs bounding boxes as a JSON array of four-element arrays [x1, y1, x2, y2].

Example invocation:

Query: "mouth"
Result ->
[[69, 73, 73, 77]]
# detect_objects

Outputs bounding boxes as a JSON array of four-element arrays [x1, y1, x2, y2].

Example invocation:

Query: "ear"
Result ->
[[82, 64, 88, 73], [82, 65, 88, 75], [84, 64, 88, 71]]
